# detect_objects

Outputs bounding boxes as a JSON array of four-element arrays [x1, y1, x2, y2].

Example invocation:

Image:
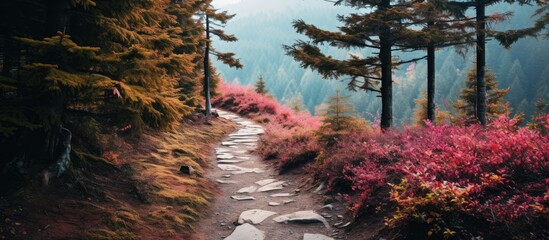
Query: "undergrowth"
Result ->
[[0, 117, 235, 240], [214, 82, 549, 239]]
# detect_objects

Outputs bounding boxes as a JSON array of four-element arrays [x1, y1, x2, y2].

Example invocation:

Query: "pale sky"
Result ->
[[212, 0, 242, 7]]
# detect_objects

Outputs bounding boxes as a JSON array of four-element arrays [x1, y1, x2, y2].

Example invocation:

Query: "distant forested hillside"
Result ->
[[213, 0, 548, 124]]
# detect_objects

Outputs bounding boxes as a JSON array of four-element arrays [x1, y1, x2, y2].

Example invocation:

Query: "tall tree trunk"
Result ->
[[476, 1, 487, 126], [203, 15, 212, 115], [379, 0, 392, 130], [44, 0, 71, 169], [427, 21, 436, 123]]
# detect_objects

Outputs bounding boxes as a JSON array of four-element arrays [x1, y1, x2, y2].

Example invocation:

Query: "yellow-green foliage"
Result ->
[[1, 0, 208, 142], [317, 90, 371, 144], [106, 209, 140, 231], [157, 190, 209, 207], [386, 179, 470, 239], [109, 120, 233, 237], [453, 67, 511, 124], [146, 209, 196, 232], [413, 91, 452, 126], [83, 206, 139, 240]]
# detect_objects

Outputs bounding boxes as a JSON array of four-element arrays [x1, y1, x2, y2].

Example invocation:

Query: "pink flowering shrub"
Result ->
[[215, 82, 548, 238], [213, 82, 320, 129], [256, 123, 321, 171], [213, 82, 322, 170], [336, 116, 549, 239]]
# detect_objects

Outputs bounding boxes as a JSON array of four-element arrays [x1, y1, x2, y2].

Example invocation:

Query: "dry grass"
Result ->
[[0, 117, 236, 240]]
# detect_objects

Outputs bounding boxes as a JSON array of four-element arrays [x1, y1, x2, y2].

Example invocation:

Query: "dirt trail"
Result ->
[[194, 110, 348, 240]]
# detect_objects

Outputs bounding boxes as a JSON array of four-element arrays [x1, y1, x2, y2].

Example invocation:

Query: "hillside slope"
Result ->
[[0, 118, 235, 240]]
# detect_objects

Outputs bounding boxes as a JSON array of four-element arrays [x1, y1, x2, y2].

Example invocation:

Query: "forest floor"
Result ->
[[193, 110, 351, 240], [0, 116, 236, 240], [0, 110, 383, 240]]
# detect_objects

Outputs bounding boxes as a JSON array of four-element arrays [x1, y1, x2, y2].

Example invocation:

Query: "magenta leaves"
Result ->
[[215, 82, 549, 239]]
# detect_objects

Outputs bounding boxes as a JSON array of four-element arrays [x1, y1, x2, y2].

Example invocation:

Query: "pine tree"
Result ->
[[413, 92, 451, 126], [285, 94, 307, 113], [284, 0, 428, 130], [447, 0, 542, 126], [317, 90, 359, 143], [494, 1, 549, 46], [254, 74, 268, 95], [0, 0, 210, 182], [409, 1, 474, 124], [453, 66, 510, 124], [201, 2, 243, 115]]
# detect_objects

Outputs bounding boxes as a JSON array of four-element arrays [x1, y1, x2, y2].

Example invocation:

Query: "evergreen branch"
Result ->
[[345, 77, 382, 92], [210, 29, 238, 41], [293, 19, 373, 49], [394, 56, 428, 65], [209, 21, 225, 28], [206, 9, 235, 24], [210, 50, 243, 69]]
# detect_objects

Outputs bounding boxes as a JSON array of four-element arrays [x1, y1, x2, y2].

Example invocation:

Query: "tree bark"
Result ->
[[204, 15, 212, 115], [476, 0, 487, 126], [379, 0, 393, 130], [44, 0, 71, 166], [427, 21, 436, 123]]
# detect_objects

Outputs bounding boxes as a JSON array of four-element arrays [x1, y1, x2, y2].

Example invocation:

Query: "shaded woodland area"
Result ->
[[0, 0, 242, 192], [0, 1, 244, 239]]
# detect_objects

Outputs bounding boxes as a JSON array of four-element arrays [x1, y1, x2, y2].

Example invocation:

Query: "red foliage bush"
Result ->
[[213, 82, 320, 129], [213, 82, 321, 170], [256, 123, 321, 171], [215, 82, 548, 238], [332, 116, 549, 239]]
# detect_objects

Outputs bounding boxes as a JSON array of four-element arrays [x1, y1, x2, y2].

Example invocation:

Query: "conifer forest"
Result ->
[[0, 0, 548, 239]]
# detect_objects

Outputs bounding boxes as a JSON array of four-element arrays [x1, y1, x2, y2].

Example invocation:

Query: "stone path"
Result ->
[[195, 110, 346, 240]]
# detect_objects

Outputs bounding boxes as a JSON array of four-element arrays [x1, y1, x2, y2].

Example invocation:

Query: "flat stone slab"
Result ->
[[255, 179, 277, 186], [224, 223, 265, 240], [268, 202, 281, 206], [270, 193, 294, 198], [215, 148, 232, 153], [231, 138, 259, 143], [238, 209, 278, 225], [229, 136, 260, 140], [235, 168, 265, 174], [237, 186, 257, 194], [217, 154, 235, 159], [257, 181, 285, 192], [217, 164, 265, 174], [303, 233, 334, 240], [221, 141, 238, 146], [216, 179, 237, 184], [230, 133, 260, 137], [218, 159, 249, 164], [235, 129, 264, 134], [283, 199, 295, 204], [273, 210, 330, 228], [231, 195, 256, 201], [218, 164, 244, 171]]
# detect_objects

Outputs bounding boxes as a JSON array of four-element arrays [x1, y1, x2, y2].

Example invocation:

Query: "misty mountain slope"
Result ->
[[213, 0, 549, 124]]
